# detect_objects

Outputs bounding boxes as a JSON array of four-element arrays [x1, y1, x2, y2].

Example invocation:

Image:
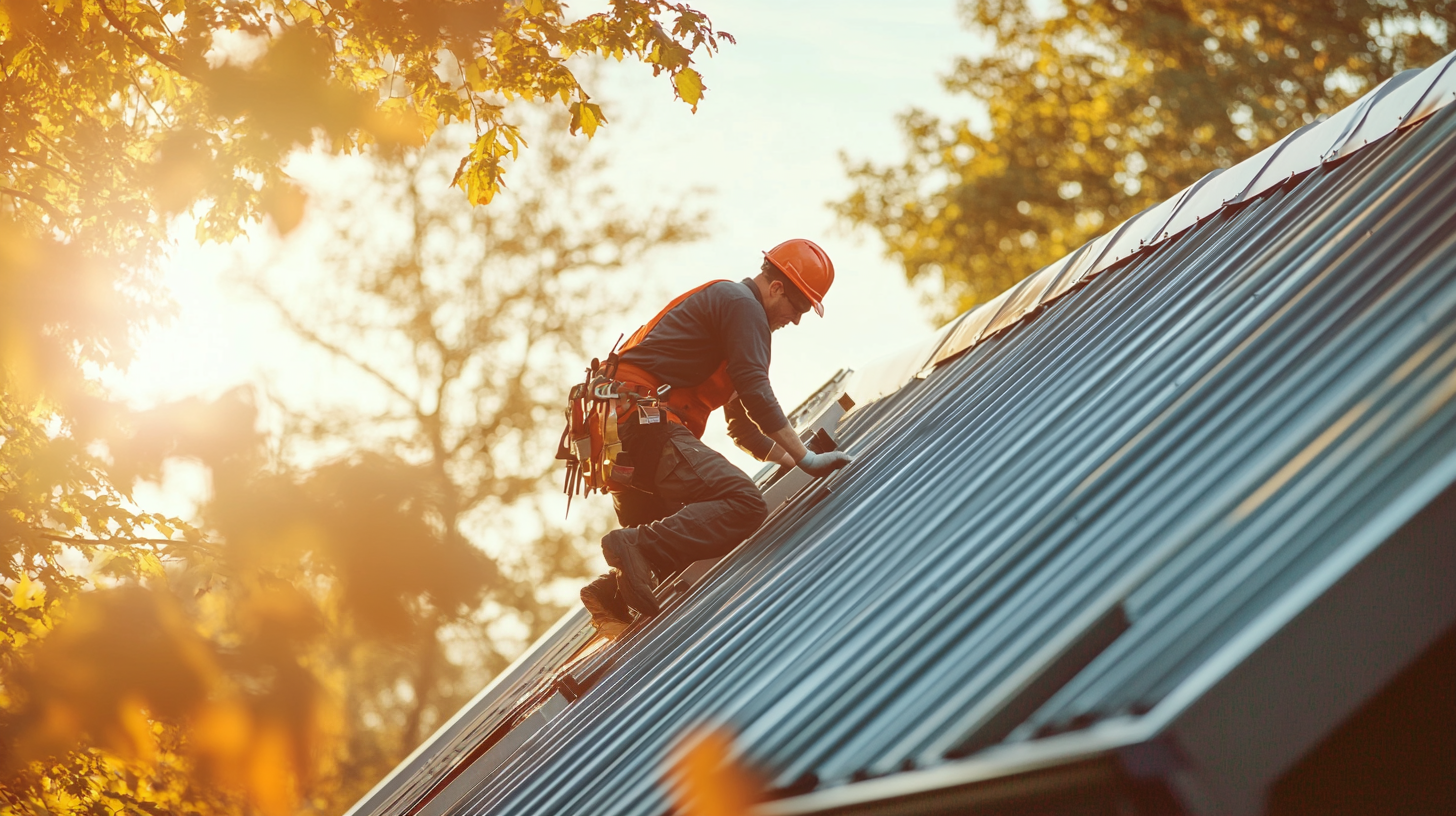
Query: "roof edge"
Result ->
[[844, 48, 1456, 414]]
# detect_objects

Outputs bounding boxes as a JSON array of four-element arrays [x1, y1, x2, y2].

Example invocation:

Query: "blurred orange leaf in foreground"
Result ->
[[669, 727, 765, 816]]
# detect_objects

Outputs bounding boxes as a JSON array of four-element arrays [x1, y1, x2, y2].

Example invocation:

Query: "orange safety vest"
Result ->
[[613, 279, 739, 439]]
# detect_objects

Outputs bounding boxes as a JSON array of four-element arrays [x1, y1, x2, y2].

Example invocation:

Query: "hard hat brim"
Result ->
[[763, 250, 826, 318]]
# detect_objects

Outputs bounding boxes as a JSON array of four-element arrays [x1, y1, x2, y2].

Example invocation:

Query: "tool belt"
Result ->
[[556, 352, 678, 512]]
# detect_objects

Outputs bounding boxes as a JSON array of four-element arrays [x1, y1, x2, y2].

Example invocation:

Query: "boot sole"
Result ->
[[603, 531, 661, 616], [593, 619, 629, 641]]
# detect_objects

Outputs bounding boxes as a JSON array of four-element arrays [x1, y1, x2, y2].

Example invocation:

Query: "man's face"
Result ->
[[767, 280, 813, 332]]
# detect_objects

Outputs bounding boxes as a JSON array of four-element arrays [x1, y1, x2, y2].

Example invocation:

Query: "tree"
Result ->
[[0, 119, 699, 816], [837, 0, 1456, 319], [1, 0, 728, 251], [247, 119, 700, 806], [1, 0, 729, 422], [3, 383, 491, 815], [0, 0, 722, 809]]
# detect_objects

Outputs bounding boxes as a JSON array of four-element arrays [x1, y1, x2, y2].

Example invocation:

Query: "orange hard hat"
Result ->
[[762, 238, 834, 317]]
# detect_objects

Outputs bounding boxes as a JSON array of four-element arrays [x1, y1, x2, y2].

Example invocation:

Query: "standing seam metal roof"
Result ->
[[348, 53, 1456, 816], [845, 50, 1456, 406], [434, 79, 1456, 816]]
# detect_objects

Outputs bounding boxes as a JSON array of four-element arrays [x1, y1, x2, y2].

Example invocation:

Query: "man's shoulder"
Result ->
[[698, 279, 763, 315], [697, 278, 754, 301]]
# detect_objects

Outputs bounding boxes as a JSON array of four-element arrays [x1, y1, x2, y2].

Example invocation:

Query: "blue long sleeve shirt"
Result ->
[[618, 279, 788, 459]]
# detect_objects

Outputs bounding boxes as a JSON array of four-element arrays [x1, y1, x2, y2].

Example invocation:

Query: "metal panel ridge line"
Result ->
[[416, 76, 1456, 816], [861, 50, 1456, 413]]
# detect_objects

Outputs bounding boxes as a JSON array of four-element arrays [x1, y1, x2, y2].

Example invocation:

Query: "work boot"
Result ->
[[580, 572, 633, 641], [601, 528, 661, 616]]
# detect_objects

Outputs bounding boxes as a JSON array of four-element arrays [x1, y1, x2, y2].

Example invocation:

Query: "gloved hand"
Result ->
[[797, 450, 853, 478]]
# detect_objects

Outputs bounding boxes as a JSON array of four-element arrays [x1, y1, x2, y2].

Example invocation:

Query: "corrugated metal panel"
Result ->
[[344, 611, 595, 816], [419, 87, 1456, 816], [853, 51, 1456, 392]]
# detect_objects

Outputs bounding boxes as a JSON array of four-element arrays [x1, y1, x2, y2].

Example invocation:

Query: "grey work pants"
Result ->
[[588, 421, 767, 615]]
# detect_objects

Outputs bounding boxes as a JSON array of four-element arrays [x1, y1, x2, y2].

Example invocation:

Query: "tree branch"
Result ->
[[35, 531, 218, 555], [7, 151, 82, 185], [252, 282, 422, 410], [96, 0, 194, 79], [127, 66, 176, 130], [0, 186, 67, 223]]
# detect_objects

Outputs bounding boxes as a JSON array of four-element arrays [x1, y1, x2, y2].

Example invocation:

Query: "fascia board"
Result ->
[[753, 717, 1148, 816], [1139, 443, 1456, 815], [754, 445, 1456, 816]]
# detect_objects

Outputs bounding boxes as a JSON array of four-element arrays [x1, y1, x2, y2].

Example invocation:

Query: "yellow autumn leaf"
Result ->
[[132, 5, 166, 31], [570, 101, 605, 137], [12, 573, 45, 610], [43, 787, 83, 814], [673, 68, 703, 111], [137, 552, 167, 579]]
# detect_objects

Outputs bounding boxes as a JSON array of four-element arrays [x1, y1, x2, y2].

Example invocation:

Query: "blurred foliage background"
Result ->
[[838, 0, 1456, 319], [0, 0, 717, 811]]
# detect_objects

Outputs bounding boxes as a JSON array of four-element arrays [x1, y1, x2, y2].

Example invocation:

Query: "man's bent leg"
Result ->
[[633, 426, 769, 571], [612, 486, 683, 577], [580, 571, 632, 640], [583, 478, 681, 634]]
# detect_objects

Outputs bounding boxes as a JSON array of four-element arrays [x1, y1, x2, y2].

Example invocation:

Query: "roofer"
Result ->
[[575, 239, 854, 639]]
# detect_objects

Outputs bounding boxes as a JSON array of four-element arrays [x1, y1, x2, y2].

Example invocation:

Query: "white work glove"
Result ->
[[797, 450, 853, 478]]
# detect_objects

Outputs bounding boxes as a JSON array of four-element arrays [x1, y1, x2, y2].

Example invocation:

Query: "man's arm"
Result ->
[[768, 424, 852, 477], [724, 396, 780, 461], [720, 288, 850, 476], [767, 424, 809, 463], [764, 443, 799, 468], [724, 396, 802, 468], [727, 383, 850, 476]]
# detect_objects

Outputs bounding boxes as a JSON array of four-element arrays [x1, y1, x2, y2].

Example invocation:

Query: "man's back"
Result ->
[[620, 278, 785, 438]]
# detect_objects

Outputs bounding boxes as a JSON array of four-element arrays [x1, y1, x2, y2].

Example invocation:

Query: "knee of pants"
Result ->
[[725, 481, 769, 534]]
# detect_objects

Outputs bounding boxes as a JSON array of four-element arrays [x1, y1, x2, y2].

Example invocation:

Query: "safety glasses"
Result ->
[[784, 284, 813, 316]]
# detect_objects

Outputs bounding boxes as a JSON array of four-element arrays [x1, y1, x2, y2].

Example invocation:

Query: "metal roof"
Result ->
[[844, 49, 1456, 407], [350, 54, 1456, 816]]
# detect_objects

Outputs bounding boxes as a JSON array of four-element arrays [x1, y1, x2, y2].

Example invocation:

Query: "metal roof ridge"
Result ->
[[844, 49, 1456, 416]]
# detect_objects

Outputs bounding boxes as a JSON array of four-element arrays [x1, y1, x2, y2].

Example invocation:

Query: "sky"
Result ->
[[114, 0, 988, 483]]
